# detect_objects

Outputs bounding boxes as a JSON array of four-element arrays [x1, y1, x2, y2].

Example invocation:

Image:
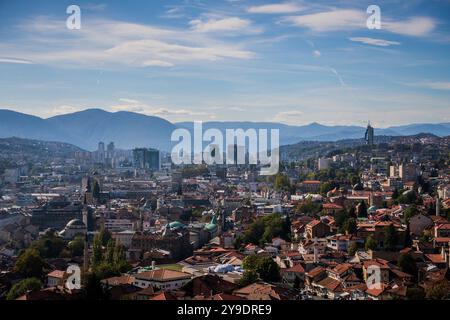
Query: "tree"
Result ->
[[31, 232, 66, 259], [392, 189, 399, 200], [397, 254, 417, 278], [344, 218, 357, 235], [6, 278, 42, 300], [383, 224, 398, 251], [319, 181, 338, 196], [357, 201, 368, 218], [365, 236, 377, 251], [348, 242, 358, 256], [238, 270, 259, 287], [281, 214, 291, 241], [234, 235, 244, 250], [243, 214, 284, 246], [403, 206, 418, 223], [406, 286, 425, 300], [274, 173, 291, 191], [68, 236, 85, 257], [293, 276, 302, 289], [242, 255, 280, 282], [105, 239, 115, 265], [83, 272, 111, 300], [348, 206, 357, 219], [255, 256, 281, 282], [426, 281, 450, 300], [98, 228, 112, 246], [404, 224, 412, 248], [14, 249, 46, 278], [335, 210, 349, 233], [92, 233, 103, 267]]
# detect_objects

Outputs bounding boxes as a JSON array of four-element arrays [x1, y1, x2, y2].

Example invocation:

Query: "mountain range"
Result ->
[[0, 108, 449, 151]]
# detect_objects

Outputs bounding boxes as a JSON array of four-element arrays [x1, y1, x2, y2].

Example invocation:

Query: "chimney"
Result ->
[[151, 261, 156, 270]]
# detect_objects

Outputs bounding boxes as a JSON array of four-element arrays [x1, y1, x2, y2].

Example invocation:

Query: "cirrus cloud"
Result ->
[[349, 37, 400, 47]]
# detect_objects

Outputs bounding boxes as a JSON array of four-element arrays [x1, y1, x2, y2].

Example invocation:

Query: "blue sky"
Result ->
[[0, 0, 449, 127]]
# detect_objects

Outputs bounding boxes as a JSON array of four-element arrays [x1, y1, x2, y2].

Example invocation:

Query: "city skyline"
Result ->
[[0, 0, 449, 126]]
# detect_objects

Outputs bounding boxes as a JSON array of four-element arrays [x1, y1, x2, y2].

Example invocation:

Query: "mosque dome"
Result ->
[[66, 219, 85, 228], [169, 221, 186, 230]]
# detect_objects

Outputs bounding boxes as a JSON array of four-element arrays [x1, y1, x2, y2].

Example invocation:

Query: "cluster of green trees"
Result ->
[[273, 173, 291, 191], [392, 189, 421, 205], [6, 278, 42, 300], [295, 199, 322, 215], [335, 208, 358, 235], [300, 167, 360, 185], [238, 255, 280, 287], [91, 228, 131, 279], [240, 213, 291, 246]]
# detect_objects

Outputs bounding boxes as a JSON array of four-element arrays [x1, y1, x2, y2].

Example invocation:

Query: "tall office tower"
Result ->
[[106, 142, 115, 167], [365, 122, 374, 145], [399, 163, 418, 182], [133, 148, 161, 171], [97, 142, 105, 163], [147, 148, 161, 171]]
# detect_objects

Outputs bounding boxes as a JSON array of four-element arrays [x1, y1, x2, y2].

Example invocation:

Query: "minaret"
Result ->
[[139, 209, 144, 232], [83, 232, 89, 272], [436, 197, 441, 217], [82, 193, 90, 272], [313, 237, 318, 264]]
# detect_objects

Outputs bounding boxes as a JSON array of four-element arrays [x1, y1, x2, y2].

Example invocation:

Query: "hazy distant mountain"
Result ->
[[1, 108, 450, 151], [0, 109, 176, 151], [47, 109, 176, 151], [177, 121, 450, 145]]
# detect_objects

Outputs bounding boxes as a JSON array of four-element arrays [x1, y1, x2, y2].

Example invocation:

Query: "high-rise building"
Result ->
[[97, 142, 105, 163], [133, 148, 161, 171], [399, 163, 418, 182], [318, 158, 330, 170], [365, 122, 374, 145], [106, 142, 115, 167]]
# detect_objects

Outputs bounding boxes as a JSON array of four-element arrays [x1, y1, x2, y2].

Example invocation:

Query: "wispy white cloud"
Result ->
[[383, 17, 436, 37], [284, 9, 436, 37], [349, 37, 400, 47], [248, 3, 304, 14], [0, 57, 34, 64], [403, 81, 450, 90], [284, 9, 365, 32], [1, 17, 255, 69], [109, 98, 211, 120], [189, 17, 261, 34], [273, 110, 304, 124], [313, 50, 321, 58]]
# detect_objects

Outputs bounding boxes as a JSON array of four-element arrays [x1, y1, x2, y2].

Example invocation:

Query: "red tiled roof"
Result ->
[[151, 292, 178, 300], [135, 269, 191, 282], [47, 270, 65, 279]]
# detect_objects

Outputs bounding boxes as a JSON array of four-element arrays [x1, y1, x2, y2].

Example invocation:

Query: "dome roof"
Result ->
[[169, 221, 186, 230], [204, 215, 218, 231], [204, 223, 218, 231], [66, 219, 85, 228]]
